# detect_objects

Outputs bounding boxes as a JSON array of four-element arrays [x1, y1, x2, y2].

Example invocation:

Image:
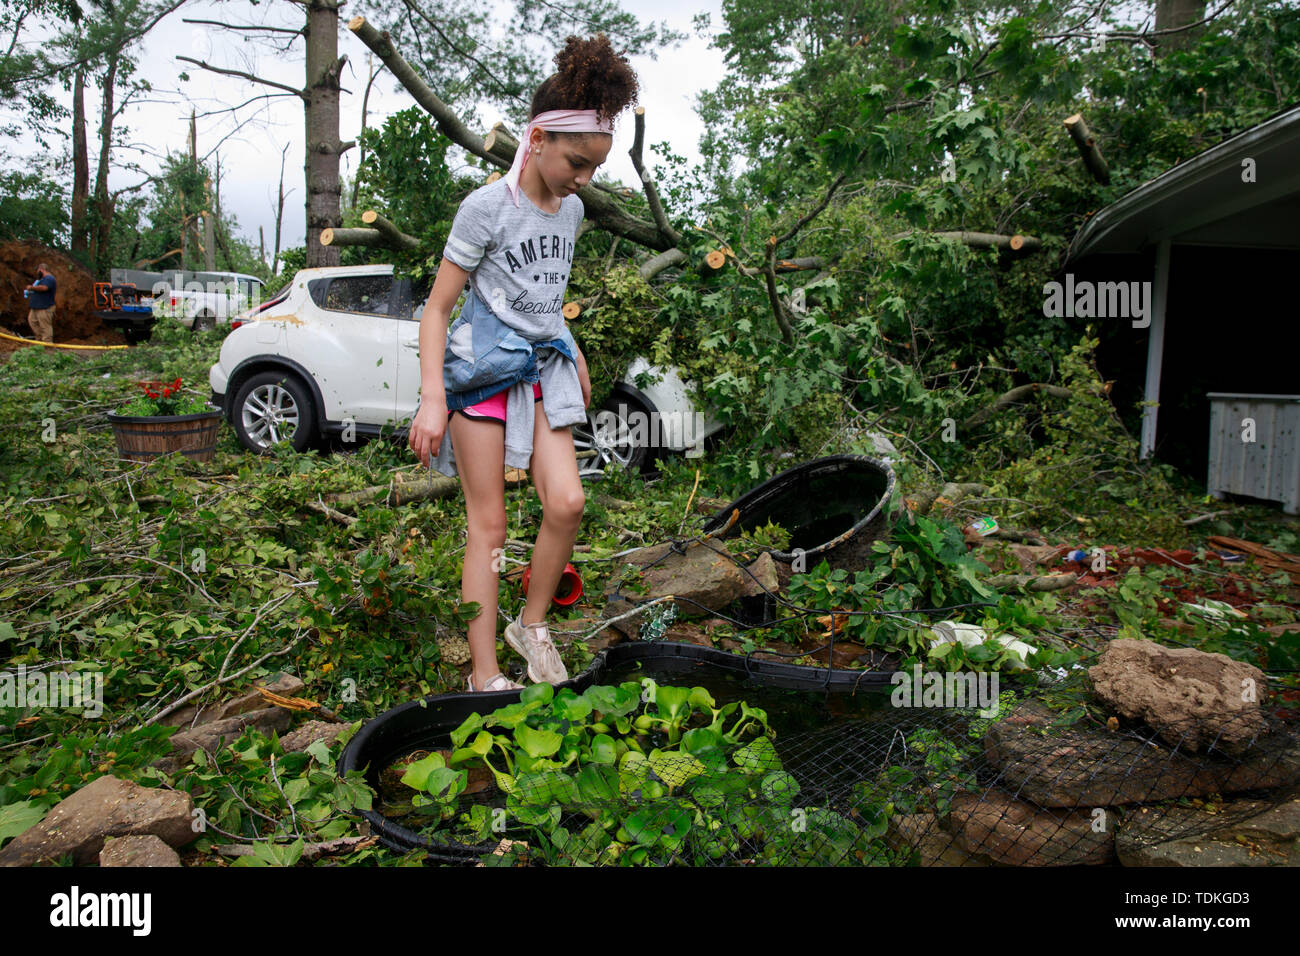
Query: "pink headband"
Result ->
[[503, 108, 614, 207]]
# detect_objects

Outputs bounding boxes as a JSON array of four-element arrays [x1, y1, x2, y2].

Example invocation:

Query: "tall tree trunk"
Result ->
[[203, 174, 216, 270], [71, 67, 89, 258], [91, 49, 120, 277], [352, 51, 377, 210], [274, 142, 290, 275], [1153, 0, 1207, 55], [304, 0, 349, 267]]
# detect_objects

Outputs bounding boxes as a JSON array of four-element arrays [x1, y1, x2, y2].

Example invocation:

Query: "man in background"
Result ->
[[24, 264, 57, 343]]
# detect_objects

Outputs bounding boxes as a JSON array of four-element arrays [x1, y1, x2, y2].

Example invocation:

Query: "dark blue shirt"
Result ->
[[30, 273, 56, 310]]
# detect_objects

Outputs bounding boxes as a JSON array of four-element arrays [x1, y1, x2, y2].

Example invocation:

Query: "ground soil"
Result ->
[[0, 239, 125, 358]]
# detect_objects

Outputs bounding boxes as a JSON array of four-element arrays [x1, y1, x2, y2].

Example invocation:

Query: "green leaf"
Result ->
[[0, 800, 47, 842], [514, 724, 562, 759], [732, 736, 782, 775]]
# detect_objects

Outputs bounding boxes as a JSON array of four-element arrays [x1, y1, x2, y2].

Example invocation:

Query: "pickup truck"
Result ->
[[108, 269, 267, 333], [158, 272, 266, 331]]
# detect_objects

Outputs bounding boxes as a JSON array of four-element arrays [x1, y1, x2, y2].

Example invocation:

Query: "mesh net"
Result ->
[[378, 680, 1300, 867]]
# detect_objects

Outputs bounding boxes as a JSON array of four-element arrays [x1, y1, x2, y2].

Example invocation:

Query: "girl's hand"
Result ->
[[575, 347, 591, 409], [409, 395, 448, 467]]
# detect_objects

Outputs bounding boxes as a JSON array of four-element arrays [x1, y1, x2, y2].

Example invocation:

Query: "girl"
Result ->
[[408, 35, 639, 693]]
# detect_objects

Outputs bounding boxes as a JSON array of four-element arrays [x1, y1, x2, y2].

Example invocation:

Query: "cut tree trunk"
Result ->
[[1063, 114, 1111, 185]]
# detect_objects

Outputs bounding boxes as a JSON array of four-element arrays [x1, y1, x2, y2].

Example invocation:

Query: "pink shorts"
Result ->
[[448, 382, 542, 425]]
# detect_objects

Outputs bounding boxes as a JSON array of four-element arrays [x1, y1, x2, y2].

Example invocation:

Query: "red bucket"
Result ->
[[519, 562, 584, 607]]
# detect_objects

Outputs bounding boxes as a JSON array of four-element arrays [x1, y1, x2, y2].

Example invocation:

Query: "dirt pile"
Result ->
[[0, 239, 103, 340]]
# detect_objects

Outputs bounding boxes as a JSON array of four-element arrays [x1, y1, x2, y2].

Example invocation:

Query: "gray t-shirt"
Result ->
[[441, 177, 583, 340]]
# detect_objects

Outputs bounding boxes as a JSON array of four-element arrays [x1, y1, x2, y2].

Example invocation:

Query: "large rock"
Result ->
[[984, 701, 1300, 807], [1117, 794, 1300, 866], [0, 775, 194, 866], [943, 790, 1115, 866], [158, 672, 305, 729], [1089, 639, 1269, 754], [99, 834, 182, 867], [603, 540, 748, 638]]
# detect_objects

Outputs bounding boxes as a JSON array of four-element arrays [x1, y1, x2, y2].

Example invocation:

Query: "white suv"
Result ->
[[208, 264, 723, 470]]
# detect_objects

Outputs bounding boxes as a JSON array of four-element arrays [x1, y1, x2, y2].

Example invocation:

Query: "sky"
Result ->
[[4, 0, 728, 262]]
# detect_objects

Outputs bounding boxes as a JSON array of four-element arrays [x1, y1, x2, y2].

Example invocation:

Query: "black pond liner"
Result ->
[[337, 640, 900, 861], [699, 454, 897, 572]]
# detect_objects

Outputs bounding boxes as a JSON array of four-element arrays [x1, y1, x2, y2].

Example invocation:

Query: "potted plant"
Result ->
[[106, 376, 223, 464]]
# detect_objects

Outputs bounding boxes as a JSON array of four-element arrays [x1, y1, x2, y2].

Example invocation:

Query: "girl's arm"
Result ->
[[408, 260, 472, 464], [574, 342, 591, 409]]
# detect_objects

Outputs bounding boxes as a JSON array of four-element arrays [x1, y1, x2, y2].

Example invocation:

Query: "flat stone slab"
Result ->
[[604, 540, 748, 638], [984, 701, 1300, 808], [158, 672, 305, 729], [0, 775, 194, 866], [1117, 794, 1300, 866]]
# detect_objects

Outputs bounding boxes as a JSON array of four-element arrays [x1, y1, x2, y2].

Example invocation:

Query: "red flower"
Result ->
[[173, 377, 183, 389]]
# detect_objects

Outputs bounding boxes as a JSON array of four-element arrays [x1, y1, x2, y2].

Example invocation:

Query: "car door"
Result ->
[[393, 274, 433, 426], [292, 273, 399, 427]]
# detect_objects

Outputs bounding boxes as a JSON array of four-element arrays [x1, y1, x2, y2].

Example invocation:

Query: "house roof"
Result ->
[[1066, 102, 1300, 261]]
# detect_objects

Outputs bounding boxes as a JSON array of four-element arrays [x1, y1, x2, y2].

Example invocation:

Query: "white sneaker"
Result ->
[[504, 609, 568, 684], [467, 672, 524, 693]]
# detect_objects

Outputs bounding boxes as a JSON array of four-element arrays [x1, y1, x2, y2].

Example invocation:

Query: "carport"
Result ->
[[1066, 103, 1300, 510]]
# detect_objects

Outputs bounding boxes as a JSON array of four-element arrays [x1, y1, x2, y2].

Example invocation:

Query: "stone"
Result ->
[[163, 706, 292, 766], [983, 701, 1300, 807], [603, 540, 748, 638], [944, 790, 1115, 866], [739, 552, 780, 598], [886, 813, 982, 866], [0, 775, 194, 866], [99, 834, 182, 867], [279, 720, 346, 754], [158, 672, 305, 729], [1117, 795, 1300, 867], [1089, 638, 1269, 754]]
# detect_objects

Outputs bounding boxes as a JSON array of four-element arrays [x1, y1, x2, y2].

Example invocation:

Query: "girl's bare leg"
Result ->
[[524, 410, 586, 625], [448, 413, 509, 688]]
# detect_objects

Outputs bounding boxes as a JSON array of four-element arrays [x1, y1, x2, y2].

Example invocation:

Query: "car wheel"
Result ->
[[192, 313, 216, 333], [571, 394, 655, 479], [232, 371, 316, 454], [123, 327, 150, 345]]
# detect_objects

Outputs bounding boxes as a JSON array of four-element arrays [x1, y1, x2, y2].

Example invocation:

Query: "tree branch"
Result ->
[[175, 56, 307, 101], [628, 106, 680, 246]]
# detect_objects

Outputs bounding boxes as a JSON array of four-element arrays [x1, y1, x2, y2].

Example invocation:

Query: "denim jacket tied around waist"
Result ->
[[426, 286, 587, 478]]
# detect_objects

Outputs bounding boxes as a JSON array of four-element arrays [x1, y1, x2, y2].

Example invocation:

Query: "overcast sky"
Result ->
[[5, 0, 726, 261]]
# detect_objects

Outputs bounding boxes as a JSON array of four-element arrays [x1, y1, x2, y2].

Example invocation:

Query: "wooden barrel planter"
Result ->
[[105, 407, 223, 464]]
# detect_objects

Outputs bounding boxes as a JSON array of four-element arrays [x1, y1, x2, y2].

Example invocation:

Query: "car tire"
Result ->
[[571, 393, 657, 479], [232, 370, 316, 454], [122, 327, 150, 345], [192, 312, 216, 333]]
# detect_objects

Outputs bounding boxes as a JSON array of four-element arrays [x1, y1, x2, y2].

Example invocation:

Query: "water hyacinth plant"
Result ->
[[398, 680, 896, 866]]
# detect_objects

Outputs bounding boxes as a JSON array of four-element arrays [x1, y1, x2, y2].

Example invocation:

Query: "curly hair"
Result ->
[[530, 34, 639, 130]]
